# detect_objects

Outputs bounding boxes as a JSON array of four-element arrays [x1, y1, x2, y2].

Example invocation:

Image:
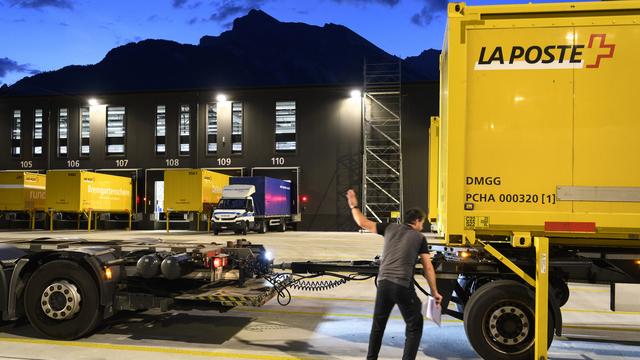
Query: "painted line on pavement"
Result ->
[[236, 307, 463, 323], [567, 287, 608, 293], [563, 325, 640, 333], [0, 337, 314, 360], [562, 308, 640, 315], [292, 296, 374, 303]]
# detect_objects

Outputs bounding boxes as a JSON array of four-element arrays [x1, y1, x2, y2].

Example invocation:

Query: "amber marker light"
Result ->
[[104, 267, 113, 280]]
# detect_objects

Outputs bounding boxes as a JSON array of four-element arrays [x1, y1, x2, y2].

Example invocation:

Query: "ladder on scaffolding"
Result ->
[[362, 61, 403, 223]]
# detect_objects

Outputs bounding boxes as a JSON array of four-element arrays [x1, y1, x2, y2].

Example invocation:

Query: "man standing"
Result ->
[[346, 189, 442, 360]]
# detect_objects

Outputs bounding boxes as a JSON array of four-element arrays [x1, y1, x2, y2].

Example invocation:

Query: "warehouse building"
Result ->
[[0, 81, 438, 231]]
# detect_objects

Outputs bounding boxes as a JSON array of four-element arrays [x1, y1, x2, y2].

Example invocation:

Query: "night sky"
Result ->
[[1, 0, 568, 86]]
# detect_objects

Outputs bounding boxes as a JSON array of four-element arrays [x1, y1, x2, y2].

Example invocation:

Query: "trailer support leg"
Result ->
[[49, 210, 54, 232], [480, 240, 535, 287], [88, 210, 92, 232], [128, 210, 132, 231], [166, 211, 170, 233], [534, 236, 549, 360], [197, 212, 200, 232], [30, 210, 36, 230]]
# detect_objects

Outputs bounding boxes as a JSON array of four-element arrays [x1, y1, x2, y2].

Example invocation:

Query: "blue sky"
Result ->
[[0, 0, 564, 86]]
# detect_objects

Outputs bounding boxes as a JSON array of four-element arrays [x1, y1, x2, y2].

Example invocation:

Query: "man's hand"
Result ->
[[346, 189, 377, 234], [432, 291, 443, 306], [346, 189, 358, 208]]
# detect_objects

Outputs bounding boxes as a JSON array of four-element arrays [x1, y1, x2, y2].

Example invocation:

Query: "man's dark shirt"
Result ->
[[376, 223, 430, 288]]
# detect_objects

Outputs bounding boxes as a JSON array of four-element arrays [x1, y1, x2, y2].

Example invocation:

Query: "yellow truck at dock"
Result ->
[[0, 172, 46, 212], [429, 1, 640, 359], [163, 169, 229, 231], [0, 172, 46, 228], [45, 171, 132, 230]]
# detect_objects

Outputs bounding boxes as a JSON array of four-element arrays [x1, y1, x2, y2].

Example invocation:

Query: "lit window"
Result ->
[[11, 110, 21, 156], [156, 105, 166, 154], [179, 105, 190, 155], [33, 109, 43, 156], [58, 108, 68, 157], [106, 106, 126, 154], [275, 101, 296, 152], [207, 103, 217, 154], [232, 102, 243, 154], [80, 107, 90, 156]]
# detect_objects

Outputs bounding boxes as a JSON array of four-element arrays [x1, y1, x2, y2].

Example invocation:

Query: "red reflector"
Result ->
[[544, 221, 596, 233], [213, 257, 222, 269]]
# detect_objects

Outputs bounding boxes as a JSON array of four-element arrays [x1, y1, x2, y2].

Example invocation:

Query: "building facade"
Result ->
[[0, 82, 438, 231]]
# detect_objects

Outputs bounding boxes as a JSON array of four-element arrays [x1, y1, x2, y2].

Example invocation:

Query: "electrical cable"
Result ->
[[413, 278, 432, 297]]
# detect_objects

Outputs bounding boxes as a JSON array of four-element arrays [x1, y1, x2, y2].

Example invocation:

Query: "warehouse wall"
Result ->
[[0, 82, 439, 230], [402, 82, 440, 226]]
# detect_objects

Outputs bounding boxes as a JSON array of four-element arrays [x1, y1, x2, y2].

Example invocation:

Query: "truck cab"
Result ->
[[212, 185, 256, 235]]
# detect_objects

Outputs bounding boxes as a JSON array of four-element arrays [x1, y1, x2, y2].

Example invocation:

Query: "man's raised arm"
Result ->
[[346, 189, 378, 234]]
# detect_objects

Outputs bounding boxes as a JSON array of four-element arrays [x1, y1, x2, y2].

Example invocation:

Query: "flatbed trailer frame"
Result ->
[[0, 237, 276, 339]]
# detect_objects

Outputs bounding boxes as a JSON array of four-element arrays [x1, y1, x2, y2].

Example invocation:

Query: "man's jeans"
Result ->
[[367, 279, 424, 360]]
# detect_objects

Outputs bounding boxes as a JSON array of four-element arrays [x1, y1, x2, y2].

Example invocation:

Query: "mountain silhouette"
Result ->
[[2, 10, 439, 96]]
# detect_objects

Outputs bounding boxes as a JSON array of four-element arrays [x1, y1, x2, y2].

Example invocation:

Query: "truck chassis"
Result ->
[[0, 237, 276, 339]]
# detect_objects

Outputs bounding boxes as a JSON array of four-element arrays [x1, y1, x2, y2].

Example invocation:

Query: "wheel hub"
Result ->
[[41, 280, 82, 320], [488, 305, 529, 346]]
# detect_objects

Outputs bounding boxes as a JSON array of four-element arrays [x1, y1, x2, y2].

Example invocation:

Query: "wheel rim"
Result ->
[[40, 280, 82, 320], [482, 301, 533, 355]]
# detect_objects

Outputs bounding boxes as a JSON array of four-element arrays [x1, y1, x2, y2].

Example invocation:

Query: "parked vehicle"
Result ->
[[0, 238, 275, 340], [426, 2, 640, 359], [212, 176, 293, 235]]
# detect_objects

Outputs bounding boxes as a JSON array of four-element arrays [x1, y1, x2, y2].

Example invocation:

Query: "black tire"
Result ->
[[550, 277, 570, 308], [241, 221, 248, 235], [212, 223, 219, 235], [24, 260, 102, 340], [463, 280, 554, 360], [258, 221, 267, 234]]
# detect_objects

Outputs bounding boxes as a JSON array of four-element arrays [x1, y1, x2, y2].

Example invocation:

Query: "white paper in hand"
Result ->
[[422, 296, 442, 327]]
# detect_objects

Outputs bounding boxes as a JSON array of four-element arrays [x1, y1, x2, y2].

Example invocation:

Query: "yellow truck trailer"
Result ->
[[46, 171, 132, 230], [0, 172, 46, 212], [0, 172, 46, 229], [163, 169, 229, 231], [429, 2, 640, 359]]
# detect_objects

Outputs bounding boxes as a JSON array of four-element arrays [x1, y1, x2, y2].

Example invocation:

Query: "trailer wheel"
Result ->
[[258, 221, 267, 234], [463, 280, 554, 360], [550, 277, 570, 308], [241, 221, 249, 235], [24, 260, 102, 340]]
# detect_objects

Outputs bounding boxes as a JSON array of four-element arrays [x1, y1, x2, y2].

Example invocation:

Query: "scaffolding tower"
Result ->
[[362, 61, 403, 223]]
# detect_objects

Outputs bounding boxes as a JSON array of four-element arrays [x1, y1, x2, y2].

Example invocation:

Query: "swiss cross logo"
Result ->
[[586, 34, 616, 69], [475, 33, 617, 71]]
